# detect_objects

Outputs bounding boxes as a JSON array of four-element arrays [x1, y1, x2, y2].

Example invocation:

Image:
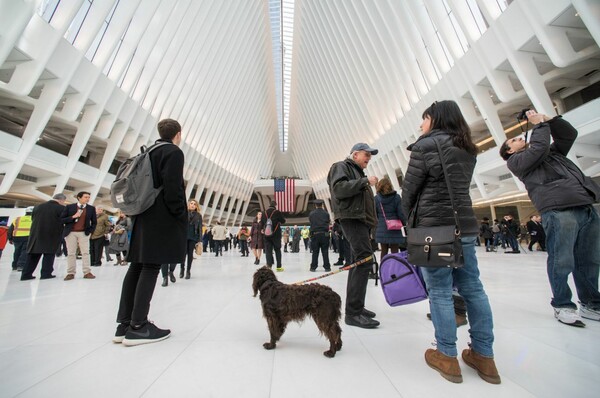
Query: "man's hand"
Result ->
[[526, 110, 547, 125], [367, 176, 378, 186]]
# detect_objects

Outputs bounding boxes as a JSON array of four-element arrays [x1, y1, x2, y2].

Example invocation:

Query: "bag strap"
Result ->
[[379, 201, 388, 222], [266, 208, 279, 233], [433, 139, 461, 233]]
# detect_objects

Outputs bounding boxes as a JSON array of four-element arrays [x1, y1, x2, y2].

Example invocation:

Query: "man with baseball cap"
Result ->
[[327, 142, 380, 328]]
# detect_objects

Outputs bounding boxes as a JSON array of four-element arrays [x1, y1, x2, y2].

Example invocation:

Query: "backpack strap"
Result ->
[[266, 208, 279, 233]]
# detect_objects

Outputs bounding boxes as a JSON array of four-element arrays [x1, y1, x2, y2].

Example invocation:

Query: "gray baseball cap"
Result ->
[[350, 143, 378, 155]]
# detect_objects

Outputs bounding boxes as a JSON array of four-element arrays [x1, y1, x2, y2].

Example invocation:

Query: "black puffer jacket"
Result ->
[[401, 130, 479, 236]]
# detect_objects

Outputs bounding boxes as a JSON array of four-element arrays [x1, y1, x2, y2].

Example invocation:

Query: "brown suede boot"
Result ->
[[425, 349, 463, 383], [462, 348, 501, 384]]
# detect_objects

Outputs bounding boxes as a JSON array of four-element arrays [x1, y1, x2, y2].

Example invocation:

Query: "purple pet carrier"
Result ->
[[380, 251, 428, 306]]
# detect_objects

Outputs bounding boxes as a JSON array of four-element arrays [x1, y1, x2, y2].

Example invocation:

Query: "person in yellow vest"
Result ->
[[8, 206, 34, 271], [301, 226, 311, 251]]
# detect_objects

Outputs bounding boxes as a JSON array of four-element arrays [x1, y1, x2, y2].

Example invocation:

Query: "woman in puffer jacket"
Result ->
[[401, 100, 500, 385]]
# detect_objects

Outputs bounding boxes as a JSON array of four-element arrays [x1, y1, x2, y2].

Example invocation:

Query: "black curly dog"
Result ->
[[252, 266, 343, 358]]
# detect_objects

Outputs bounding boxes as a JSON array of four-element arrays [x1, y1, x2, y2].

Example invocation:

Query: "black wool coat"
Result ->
[[127, 139, 187, 264], [27, 200, 68, 254], [264, 206, 286, 240], [401, 130, 479, 236]]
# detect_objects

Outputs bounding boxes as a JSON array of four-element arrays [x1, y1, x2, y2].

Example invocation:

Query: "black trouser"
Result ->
[[264, 236, 282, 267], [21, 253, 56, 278], [181, 240, 195, 271], [56, 238, 68, 256], [528, 236, 546, 251], [90, 237, 105, 265], [337, 236, 351, 264], [12, 237, 28, 269], [340, 219, 374, 316], [310, 233, 331, 269], [292, 238, 300, 252], [214, 240, 223, 256], [239, 240, 249, 255], [161, 263, 176, 278], [117, 262, 161, 326], [303, 238, 309, 251]]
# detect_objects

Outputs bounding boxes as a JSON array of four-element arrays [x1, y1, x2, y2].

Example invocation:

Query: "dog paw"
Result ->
[[323, 350, 336, 358], [336, 341, 343, 351], [263, 342, 276, 350]]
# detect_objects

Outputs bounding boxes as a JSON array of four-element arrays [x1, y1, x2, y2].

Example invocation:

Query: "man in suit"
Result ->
[[61, 191, 97, 280], [527, 215, 546, 251], [114, 119, 187, 346], [21, 193, 69, 280]]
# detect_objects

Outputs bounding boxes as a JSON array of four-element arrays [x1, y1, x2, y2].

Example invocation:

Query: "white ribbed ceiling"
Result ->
[[1, 0, 599, 218]]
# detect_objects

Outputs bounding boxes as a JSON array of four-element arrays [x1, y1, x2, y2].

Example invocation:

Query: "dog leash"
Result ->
[[292, 255, 374, 285]]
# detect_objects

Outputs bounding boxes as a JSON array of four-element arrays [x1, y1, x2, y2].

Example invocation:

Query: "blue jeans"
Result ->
[[421, 237, 494, 358], [541, 205, 600, 309]]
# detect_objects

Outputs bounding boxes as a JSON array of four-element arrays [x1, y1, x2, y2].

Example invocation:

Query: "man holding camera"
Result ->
[[500, 110, 600, 327]]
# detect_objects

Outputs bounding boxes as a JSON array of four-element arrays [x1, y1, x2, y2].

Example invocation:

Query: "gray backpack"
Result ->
[[110, 142, 171, 215]]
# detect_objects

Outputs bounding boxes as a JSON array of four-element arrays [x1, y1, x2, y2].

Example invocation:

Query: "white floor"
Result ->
[[0, 244, 598, 398]]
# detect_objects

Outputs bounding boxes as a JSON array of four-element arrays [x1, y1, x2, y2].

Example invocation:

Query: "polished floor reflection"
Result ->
[[0, 244, 598, 397]]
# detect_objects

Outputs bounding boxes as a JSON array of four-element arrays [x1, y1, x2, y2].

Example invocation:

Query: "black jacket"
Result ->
[[479, 222, 493, 239], [401, 130, 479, 236], [526, 220, 545, 239], [61, 203, 97, 237], [309, 208, 331, 234], [264, 206, 286, 239], [327, 157, 377, 227], [27, 200, 68, 253], [127, 139, 187, 264], [506, 116, 600, 214]]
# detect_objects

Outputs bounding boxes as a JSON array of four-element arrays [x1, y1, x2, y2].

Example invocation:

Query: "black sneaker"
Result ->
[[112, 323, 129, 343], [122, 322, 171, 346]]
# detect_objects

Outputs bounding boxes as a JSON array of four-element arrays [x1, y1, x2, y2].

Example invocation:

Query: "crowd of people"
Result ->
[[3, 107, 599, 386]]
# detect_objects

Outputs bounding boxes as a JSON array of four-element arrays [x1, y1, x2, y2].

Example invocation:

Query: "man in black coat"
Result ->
[[61, 191, 97, 280], [114, 118, 187, 346], [526, 215, 545, 251], [309, 199, 331, 271], [328, 142, 380, 329], [21, 193, 68, 280], [263, 200, 286, 271]]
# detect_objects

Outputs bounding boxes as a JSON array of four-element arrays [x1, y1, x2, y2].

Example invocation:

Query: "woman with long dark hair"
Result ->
[[179, 200, 202, 279], [249, 211, 265, 265], [402, 100, 499, 384]]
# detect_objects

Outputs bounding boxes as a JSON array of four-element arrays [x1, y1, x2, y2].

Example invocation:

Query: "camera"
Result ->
[[516, 108, 530, 121]]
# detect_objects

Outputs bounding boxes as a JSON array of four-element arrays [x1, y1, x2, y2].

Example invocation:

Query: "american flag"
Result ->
[[274, 178, 295, 213]]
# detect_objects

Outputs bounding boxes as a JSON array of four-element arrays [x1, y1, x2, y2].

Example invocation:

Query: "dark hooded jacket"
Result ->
[[506, 116, 600, 213]]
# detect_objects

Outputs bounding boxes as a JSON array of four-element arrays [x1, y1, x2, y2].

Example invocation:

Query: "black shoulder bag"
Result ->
[[407, 140, 464, 268]]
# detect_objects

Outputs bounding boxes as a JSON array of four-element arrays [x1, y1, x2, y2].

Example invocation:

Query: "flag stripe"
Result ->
[[274, 178, 295, 213]]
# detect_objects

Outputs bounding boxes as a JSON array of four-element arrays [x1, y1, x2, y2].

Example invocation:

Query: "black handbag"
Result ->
[[407, 139, 463, 268]]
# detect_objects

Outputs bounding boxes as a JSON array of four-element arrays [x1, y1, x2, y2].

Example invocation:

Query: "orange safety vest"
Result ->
[[12, 216, 32, 237]]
